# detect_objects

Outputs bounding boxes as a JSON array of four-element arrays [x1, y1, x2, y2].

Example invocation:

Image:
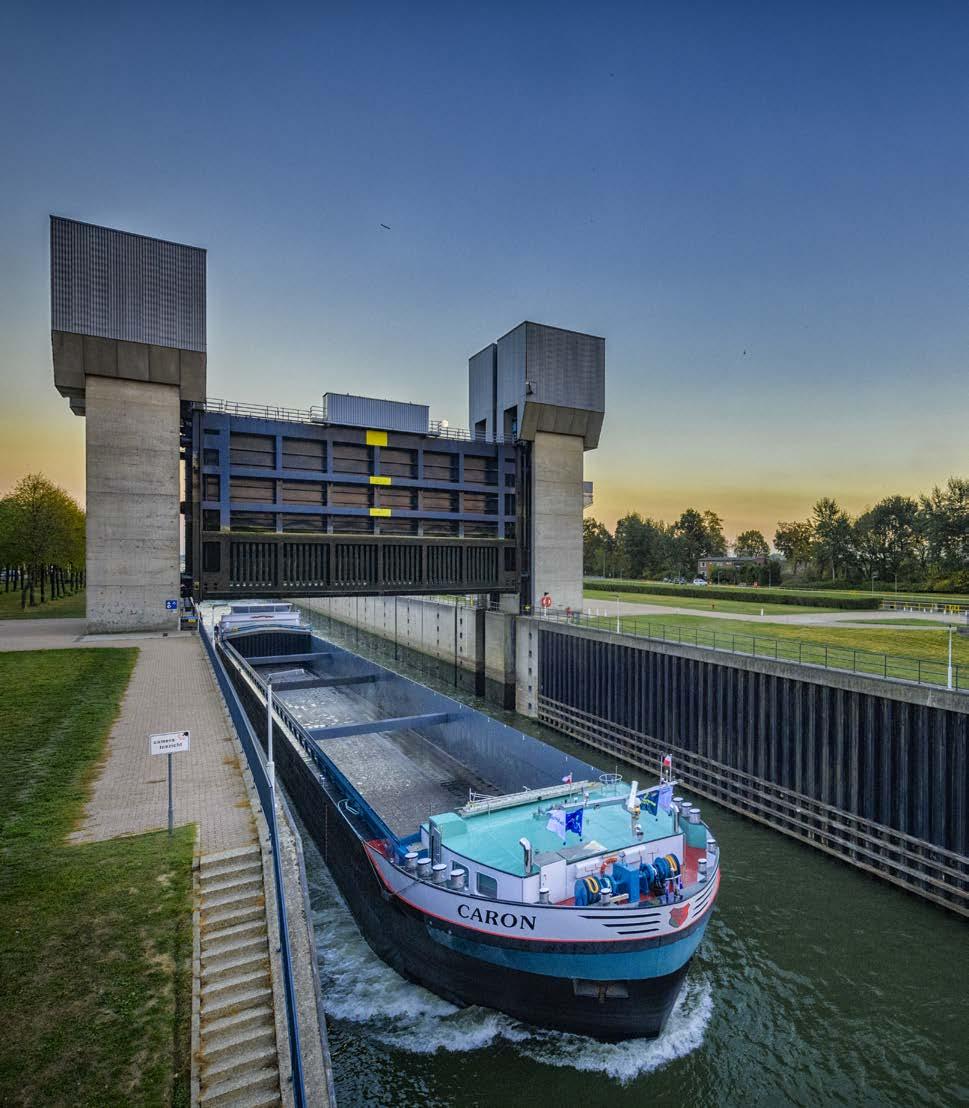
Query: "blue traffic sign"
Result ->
[[165, 599, 178, 611]]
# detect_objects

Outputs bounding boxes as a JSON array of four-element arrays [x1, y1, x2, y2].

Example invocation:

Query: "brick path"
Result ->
[[0, 620, 256, 853]]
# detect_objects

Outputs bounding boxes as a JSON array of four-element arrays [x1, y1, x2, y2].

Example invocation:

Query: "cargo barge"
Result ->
[[211, 604, 721, 1040]]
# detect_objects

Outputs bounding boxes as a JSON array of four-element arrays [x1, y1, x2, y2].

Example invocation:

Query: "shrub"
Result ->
[[584, 579, 881, 610]]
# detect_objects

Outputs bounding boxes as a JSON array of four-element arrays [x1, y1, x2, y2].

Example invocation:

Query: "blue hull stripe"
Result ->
[[426, 918, 709, 981]]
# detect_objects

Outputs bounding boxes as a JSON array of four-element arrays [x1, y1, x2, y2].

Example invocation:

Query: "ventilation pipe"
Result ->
[[519, 837, 533, 874]]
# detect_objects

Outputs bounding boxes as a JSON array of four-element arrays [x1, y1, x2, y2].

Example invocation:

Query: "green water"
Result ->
[[297, 610, 969, 1107]]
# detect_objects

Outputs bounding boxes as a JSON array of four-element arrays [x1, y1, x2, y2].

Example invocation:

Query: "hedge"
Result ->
[[583, 579, 881, 610]]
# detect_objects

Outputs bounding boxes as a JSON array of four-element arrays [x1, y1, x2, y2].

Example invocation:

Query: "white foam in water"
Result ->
[[310, 860, 712, 1083]]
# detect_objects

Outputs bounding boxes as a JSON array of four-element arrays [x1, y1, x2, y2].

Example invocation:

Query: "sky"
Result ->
[[1, 1, 967, 542]]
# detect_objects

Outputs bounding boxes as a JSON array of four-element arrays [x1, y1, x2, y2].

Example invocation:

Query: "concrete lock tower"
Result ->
[[469, 322, 604, 612], [50, 216, 206, 633]]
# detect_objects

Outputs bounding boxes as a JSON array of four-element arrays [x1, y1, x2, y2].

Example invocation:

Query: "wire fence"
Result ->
[[534, 606, 969, 693]]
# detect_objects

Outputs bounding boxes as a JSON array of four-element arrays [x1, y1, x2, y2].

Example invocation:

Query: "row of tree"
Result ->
[[0, 475, 86, 608], [585, 476, 969, 591]]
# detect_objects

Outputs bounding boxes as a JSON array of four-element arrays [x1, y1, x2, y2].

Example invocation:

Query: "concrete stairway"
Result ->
[[197, 845, 282, 1107]]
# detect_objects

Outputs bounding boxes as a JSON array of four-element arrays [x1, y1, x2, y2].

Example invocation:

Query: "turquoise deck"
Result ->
[[430, 783, 678, 876]]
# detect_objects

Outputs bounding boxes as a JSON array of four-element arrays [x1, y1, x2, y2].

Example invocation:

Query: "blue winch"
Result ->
[[573, 873, 615, 906]]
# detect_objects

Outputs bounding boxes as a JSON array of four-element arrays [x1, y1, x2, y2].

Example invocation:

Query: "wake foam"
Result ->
[[309, 864, 711, 1083]]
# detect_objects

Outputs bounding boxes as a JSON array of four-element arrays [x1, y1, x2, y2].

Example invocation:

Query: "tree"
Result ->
[[701, 510, 728, 556], [774, 521, 814, 576], [734, 529, 769, 558], [5, 474, 85, 606], [919, 478, 969, 573], [853, 496, 922, 584], [612, 513, 676, 579], [583, 517, 614, 575], [811, 497, 853, 580]]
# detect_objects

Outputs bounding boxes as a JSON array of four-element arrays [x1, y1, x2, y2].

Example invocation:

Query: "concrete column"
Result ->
[[85, 376, 181, 632], [531, 431, 584, 611]]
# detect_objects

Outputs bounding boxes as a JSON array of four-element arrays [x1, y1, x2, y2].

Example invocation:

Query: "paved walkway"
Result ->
[[0, 619, 256, 854]]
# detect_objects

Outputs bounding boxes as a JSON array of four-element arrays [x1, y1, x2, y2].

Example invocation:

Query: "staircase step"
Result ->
[[199, 1065, 279, 1107], [202, 1022, 276, 1066], [202, 1004, 275, 1040], [202, 918, 268, 953], [200, 855, 264, 883], [201, 1040, 279, 1082], [201, 901, 264, 930], [203, 967, 272, 1005], [201, 887, 264, 915], [201, 985, 274, 1023], [200, 844, 262, 870], [202, 949, 269, 984], [202, 933, 267, 968], [202, 872, 263, 899]]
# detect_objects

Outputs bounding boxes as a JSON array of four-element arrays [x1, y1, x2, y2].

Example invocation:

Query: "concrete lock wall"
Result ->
[[296, 596, 519, 708], [530, 431, 584, 612], [85, 376, 181, 632]]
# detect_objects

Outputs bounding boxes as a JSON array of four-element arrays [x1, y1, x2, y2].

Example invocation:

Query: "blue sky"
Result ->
[[1, 1, 967, 537]]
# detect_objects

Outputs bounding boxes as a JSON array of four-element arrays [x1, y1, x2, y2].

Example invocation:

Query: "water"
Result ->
[[294, 610, 969, 1107]]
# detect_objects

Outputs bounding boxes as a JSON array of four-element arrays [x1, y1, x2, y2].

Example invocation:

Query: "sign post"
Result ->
[[150, 730, 191, 836]]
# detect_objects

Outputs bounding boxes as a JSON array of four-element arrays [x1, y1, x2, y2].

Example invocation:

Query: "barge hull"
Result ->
[[226, 659, 700, 1039]]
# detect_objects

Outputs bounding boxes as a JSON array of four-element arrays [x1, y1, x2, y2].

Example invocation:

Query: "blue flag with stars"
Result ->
[[565, 808, 584, 838]]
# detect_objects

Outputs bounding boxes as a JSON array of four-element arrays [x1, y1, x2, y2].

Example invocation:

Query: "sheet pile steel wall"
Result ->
[[536, 623, 969, 916]]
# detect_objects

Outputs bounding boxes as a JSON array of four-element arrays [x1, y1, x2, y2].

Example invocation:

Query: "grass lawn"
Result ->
[[0, 588, 86, 620], [588, 577, 969, 606], [581, 610, 969, 688], [0, 648, 194, 1107], [585, 587, 840, 616]]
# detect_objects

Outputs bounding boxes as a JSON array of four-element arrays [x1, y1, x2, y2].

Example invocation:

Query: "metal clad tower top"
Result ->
[[50, 216, 206, 351]]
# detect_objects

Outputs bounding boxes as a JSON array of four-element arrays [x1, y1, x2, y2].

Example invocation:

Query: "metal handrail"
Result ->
[[532, 605, 969, 693], [201, 397, 510, 442], [198, 617, 308, 1107]]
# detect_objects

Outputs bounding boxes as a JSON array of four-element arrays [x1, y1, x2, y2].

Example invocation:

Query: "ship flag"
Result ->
[[565, 808, 584, 839], [658, 785, 673, 812], [546, 807, 566, 840], [562, 772, 572, 784], [643, 792, 659, 817]]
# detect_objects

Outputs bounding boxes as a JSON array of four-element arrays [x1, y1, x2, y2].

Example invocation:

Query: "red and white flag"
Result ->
[[562, 772, 573, 784]]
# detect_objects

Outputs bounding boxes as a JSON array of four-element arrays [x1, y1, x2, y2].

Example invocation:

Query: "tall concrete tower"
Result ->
[[50, 217, 206, 632], [469, 321, 604, 611]]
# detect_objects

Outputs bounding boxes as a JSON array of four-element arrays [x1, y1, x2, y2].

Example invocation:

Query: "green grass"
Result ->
[[580, 611, 969, 688], [857, 618, 952, 627], [589, 576, 969, 606], [0, 587, 86, 620], [585, 587, 841, 616], [0, 648, 194, 1107]]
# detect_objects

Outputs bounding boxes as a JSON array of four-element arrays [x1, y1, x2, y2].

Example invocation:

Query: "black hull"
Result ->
[[266, 697, 692, 1040]]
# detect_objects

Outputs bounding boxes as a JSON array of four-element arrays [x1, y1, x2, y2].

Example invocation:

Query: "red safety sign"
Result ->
[[540, 593, 552, 609]]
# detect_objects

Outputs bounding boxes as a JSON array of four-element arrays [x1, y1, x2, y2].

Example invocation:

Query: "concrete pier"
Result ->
[[85, 377, 182, 633]]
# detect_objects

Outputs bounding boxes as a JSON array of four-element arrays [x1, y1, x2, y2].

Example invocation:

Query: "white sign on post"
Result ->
[[150, 731, 191, 755], [150, 731, 190, 836]]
